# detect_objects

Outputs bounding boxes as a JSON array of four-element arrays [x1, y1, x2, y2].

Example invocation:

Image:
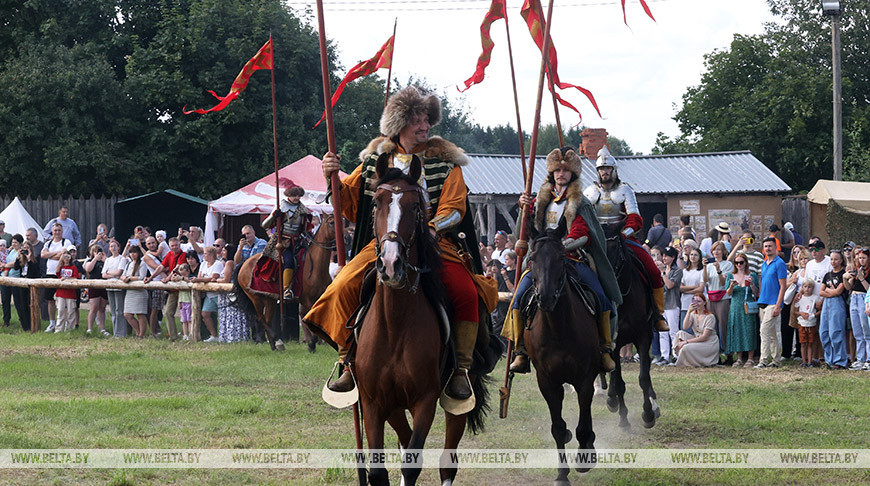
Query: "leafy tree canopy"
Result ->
[[652, 0, 870, 190]]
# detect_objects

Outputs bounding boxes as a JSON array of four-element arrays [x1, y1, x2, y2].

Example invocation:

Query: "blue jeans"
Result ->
[[850, 293, 870, 363], [512, 260, 611, 313], [820, 296, 848, 367]]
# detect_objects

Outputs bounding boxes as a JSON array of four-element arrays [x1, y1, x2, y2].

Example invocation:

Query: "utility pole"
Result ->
[[832, 14, 842, 180]]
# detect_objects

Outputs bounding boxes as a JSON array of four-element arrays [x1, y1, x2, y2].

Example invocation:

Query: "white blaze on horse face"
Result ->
[[381, 192, 404, 280]]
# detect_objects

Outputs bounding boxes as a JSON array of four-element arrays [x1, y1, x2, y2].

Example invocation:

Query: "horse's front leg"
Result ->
[[574, 375, 597, 473], [607, 357, 630, 430], [260, 300, 284, 351], [402, 396, 437, 486], [537, 374, 571, 485], [638, 332, 659, 428], [439, 409, 468, 486], [363, 404, 389, 486]]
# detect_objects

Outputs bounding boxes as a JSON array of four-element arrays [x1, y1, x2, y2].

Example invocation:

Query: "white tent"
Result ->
[[204, 155, 347, 244], [0, 197, 44, 241]]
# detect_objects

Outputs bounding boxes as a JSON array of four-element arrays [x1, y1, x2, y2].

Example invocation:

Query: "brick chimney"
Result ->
[[580, 128, 609, 159]]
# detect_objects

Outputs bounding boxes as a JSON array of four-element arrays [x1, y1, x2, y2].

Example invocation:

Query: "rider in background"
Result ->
[[261, 185, 312, 300], [584, 147, 669, 333], [504, 147, 622, 372]]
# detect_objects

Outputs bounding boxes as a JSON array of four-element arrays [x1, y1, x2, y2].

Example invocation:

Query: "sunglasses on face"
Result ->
[[735, 260, 746, 265]]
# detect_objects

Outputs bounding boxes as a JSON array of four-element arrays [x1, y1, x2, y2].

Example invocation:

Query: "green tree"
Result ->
[[658, 0, 870, 191]]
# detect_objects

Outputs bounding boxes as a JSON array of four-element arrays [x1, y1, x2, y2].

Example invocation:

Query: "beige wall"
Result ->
[[809, 202, 828, 245], [666, 194, 783, 239]]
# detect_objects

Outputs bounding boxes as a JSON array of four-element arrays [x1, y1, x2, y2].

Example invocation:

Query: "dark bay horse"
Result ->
[[525, 226, 600, 485], [299, 213, 337, 352], [231, 218, 335, 351], [357, 158, 487, 486], [603, 223, 661, 429]]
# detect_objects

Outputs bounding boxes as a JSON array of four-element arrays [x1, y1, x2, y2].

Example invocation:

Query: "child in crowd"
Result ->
[[55, 250, 80, 333], [173, 263, 193, 341], [795, 279, 822, 368]]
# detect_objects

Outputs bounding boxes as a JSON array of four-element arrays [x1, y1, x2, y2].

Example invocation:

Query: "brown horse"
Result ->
[[525, 225, 600, 485], [231, 218, 335, 351], [603, 223, 661, 430], [356, 159, 487, 486], [299, 213, 336, 352]]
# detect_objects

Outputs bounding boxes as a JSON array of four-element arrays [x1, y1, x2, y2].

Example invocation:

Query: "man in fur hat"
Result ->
[[259, 185, 312, 300], [584, 147, 669, 333], [503, 147, 622, 372], [305, 86, 496, 400]]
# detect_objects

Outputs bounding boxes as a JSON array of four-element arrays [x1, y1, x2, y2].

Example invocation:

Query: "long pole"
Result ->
[[384, 18, 397, 109], [832, 14, 842, 181], [270, 35, 285, 328], [500, 0, 557, 419], [551, 81, 565, 147], [503, 6, 527, 183], [314, 2, 361, 484]]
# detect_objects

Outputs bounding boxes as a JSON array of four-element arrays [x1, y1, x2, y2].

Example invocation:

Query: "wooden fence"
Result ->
[[0, 277, 230, 341], [0, 195, 122, 245], [781, 195, 809, 243]]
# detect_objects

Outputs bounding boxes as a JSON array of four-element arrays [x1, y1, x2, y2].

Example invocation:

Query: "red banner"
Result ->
[[520, 0, 601, 122], [183, 39, 274, 115], [314, 34, 395, 127], [621, 0, 656, 26], [458, 0, 507, 92]]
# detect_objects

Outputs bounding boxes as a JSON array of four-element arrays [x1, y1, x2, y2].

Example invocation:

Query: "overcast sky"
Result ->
[[288, 0, 777, 154]]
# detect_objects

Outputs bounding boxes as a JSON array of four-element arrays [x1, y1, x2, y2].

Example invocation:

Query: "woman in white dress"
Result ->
[[121, 246, 150, 338], [673, 292, 720, 367]]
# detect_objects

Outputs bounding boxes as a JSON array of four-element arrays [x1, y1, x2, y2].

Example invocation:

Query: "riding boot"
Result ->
[[282, 269, 295, 300], [328, 345, 355, 392], [652, 286, 669, 332], [507, 309, 531, 373], [446, 321, 477, 400], [598, 310, 616, 372]]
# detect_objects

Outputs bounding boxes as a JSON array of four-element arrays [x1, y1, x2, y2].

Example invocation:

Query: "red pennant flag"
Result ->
[[314, 35, 395, 127], [621, 0, 656, 26], [520, 0, 601, 122], [458, 0, 507, 92], [183, 38, 274, 114]]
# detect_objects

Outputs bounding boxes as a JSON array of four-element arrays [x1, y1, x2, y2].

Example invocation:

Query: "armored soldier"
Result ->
[[584, 147, 669, 332], [262, 185, 312, 299]]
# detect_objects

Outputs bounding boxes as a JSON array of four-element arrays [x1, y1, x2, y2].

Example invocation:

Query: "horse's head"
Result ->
[[529, 219, 567, 312], [319, 213, 336, 242], [372, 154, 427, 288]]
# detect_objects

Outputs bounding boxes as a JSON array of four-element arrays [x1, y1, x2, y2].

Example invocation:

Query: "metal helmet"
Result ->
[[595, 146, 617, 169]]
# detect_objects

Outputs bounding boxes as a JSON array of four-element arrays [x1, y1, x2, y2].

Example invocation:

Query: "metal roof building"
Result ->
[[463, 151, 791, 244], [463, 151, 790, 196]]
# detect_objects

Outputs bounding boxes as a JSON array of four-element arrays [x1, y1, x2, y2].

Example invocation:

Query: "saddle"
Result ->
[[519, 265, 601, 330], [343, 267, 502, 388]]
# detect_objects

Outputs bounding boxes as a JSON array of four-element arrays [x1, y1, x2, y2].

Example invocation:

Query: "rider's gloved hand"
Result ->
[[621, 227, 635, 237], [563, 236, 588, 251]]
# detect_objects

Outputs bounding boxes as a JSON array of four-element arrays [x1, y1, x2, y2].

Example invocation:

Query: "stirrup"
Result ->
[[509, 354, 531, 374], [440, 369, 475, 415], [322, 361, 358, 408], [654, 315, 669, 332], [282, 287, 296, 301]]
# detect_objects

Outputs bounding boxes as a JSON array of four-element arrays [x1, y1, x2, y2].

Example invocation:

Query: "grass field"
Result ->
[[1, 312, 869, 485]]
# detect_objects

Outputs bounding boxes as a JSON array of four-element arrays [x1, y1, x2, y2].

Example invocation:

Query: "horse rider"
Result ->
[[305, 86, 497, 400], [261, 185, 312, 300], [583, 146, 669, 333], [504, 147, 622, 372]]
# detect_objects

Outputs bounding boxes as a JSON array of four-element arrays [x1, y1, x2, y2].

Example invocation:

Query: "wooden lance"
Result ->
[[500, 0, 558, 420], [314, 1, 361, 485]]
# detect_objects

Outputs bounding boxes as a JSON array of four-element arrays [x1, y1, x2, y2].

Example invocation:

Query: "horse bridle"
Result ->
[[301, 225, 337, 250], [530, 235, 568, 308], [372, 182, 430, 292]]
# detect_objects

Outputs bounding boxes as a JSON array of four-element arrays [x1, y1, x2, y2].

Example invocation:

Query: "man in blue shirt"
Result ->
[[42, 206, 81, 247], [233, 224, 267, 264], [756, 236, 788, 368]]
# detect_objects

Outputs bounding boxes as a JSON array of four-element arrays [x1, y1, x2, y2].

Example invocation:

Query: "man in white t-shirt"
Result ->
[[193, 246, 223, 342], [804, 238, 832, 297], [40, 223, 72, 332], [490, 230, 509, 264]]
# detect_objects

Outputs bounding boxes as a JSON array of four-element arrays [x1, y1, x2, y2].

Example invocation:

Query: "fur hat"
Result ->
[[380, 86, 441, 139], [545, 147, 582, 178]]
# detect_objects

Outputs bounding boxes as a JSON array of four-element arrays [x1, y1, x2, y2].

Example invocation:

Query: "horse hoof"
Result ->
[[276, 343, 286, 351], [606, 398, 619, 413], [576, 466, 594, 473], [563, 430, 573, 444], [554, 479, 571, 486], [654, 407, 662, 419], [619, 420, 631, 431], [642, 414, 656, 429]]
